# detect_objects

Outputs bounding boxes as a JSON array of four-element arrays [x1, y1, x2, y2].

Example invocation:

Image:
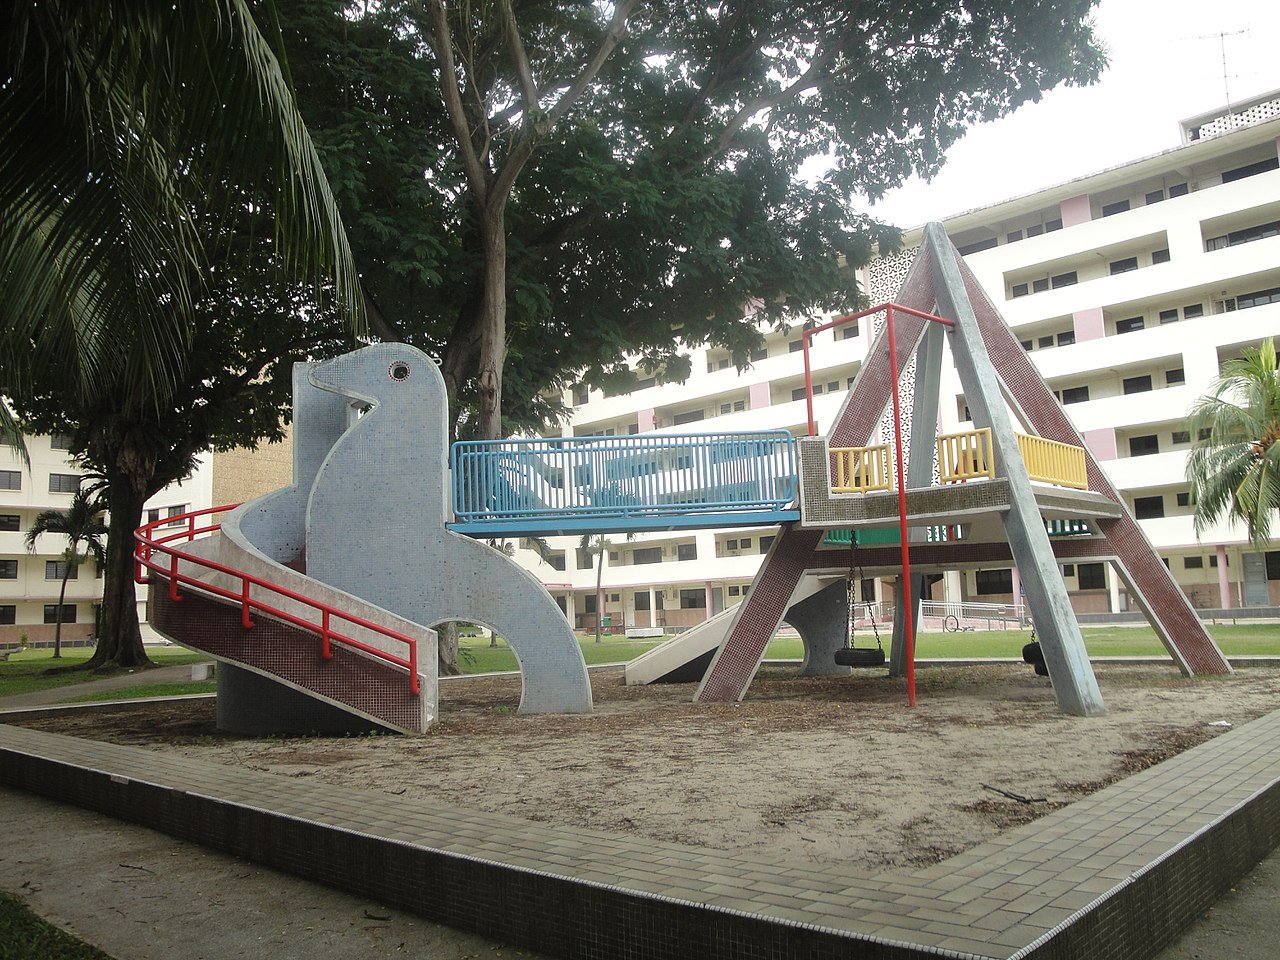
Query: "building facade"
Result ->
[[513, 90, 1280, 632]]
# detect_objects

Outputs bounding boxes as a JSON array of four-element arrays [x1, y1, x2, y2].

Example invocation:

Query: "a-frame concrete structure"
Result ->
[[694, 224, 1231, 716]]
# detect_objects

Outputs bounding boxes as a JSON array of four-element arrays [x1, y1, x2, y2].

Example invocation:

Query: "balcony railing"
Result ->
[[829, 444, 892, 492]]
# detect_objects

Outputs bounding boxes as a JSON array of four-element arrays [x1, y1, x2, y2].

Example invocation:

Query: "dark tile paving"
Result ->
[[1, 706, 1278, 960]]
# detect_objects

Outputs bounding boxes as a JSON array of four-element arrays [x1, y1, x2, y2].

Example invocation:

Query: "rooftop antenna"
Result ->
[[1184, 28, 1248, 116]]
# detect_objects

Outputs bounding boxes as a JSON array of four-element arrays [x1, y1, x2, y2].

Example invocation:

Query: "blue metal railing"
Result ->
[[451, 431, 798, 528]]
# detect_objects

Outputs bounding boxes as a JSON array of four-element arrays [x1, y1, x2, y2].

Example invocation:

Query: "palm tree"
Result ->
[[577, 533, 636, 643], [1, 1, 365, 670], [1186, 339, 1280, 548], [25, 488, 108, 659]]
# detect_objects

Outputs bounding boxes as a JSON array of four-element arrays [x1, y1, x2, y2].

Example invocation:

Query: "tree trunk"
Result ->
[[86, 474, 151, 670], [438, 621, 460, 676], [53, 567, 69, 659], [475, 206, 509, 440], [594, 542, 605, 644]]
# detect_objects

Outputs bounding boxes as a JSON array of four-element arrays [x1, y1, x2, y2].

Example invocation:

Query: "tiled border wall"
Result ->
[[0, 747, 953, 960], [1015, 778, 1280, 960]]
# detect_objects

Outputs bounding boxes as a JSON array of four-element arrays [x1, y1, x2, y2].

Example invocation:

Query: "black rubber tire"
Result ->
[[943, 615, 960, 632], [834, 646, 887, 668], [1022, 641, 1045, 665]]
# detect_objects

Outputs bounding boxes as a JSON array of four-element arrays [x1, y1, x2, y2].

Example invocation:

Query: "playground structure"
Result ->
[[136, 223, 1230, 732]]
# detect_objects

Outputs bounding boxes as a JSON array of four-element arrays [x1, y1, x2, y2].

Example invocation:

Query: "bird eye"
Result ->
[[389, 362, 410, 381]]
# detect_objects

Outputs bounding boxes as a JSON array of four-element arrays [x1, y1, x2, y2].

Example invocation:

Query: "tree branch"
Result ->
[[423, 0, 489, 201]]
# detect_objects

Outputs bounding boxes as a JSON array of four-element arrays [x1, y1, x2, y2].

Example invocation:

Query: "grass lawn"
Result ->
[[764, 623, 1280, 660], [458, 634, 666, 674], [70, 681, 217, 703], [0, 892, 111, 960], [0, 647, 206, 699]]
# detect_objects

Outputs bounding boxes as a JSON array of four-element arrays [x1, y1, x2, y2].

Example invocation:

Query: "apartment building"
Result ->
[[513, 89, 1280, 631], [0, 436, 212, 647]]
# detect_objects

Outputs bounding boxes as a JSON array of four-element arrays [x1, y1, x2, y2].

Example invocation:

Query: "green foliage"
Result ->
[[1187, 339, 1280, 548], [277, 0, 1106, 437], [1, 0, 364, 667]]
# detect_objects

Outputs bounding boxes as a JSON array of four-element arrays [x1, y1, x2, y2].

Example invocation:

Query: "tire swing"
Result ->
[[1021, 624, 1049, 676], [834, 537, 887, 668]]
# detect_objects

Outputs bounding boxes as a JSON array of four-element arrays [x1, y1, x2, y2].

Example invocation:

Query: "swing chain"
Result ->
[[848, 536, 884, 653]]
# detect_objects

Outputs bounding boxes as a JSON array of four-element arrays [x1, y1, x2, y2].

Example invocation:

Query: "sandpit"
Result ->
[[16, 663, 1280, 872]]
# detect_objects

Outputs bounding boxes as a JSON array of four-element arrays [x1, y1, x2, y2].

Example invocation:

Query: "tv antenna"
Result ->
[[1184, 28, 1248, 116]]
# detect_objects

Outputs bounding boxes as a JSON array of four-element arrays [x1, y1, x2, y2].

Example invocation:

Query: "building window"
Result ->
[[1032, 278, 1050, 293], [1051, 271, 1078, 289], [1168, 183, 1189, 198], [1077, 563, 1106, 590], [1045, 218, 1063, 232], [1235, 287, 1280, 311], [1057, 331, 1075, 347], [0, 471, 20, 491], [1062, 564, 1075, 577], [583, 594, 597, 614], [1171, 431, 1190, 445], [50, 433, 74, 450], [1166, 368, 1185, 386], [1129, 435, 1160, 457], [750, 347, 768, 362], [759, 536, 775, 553], [676, 542, 697, 561], [975, 569, 1013, 596], [1006, 229, 1023, 243], [726, 539, 738, 551], [573, 387, 588, 406], [672, 409, 704, 425], [679, 589, 706, 609], [1145, 189, 1165, 204], [1115, 316, 1145, 335], [1134, 495, 1165, 519], [46, 560, 78, 580], [1109, 256, 1138, 275], [1220, 156, 1279, 184], [1038, 336, 1054, 349], [0, 514, 18, 532], [728, 585, 740, 597], [631, 547, 662, 565], [1020, 340, 1033, 350], [44, 604, 77, 624], [1026, 223, 1044, 238], [1183, 303, 1204, 319], [0, 605, 14, 625], [1061, 386, 1090, 405], [840, 322, 860, 339], [1176, 492, 1191, 507], [1184, 556, 1204, 570], [49, 473, 80, 494], [1152, 248, 1170, 264], [634, 592, 650, 611], [0, 560, 17, 579], [719, 400, 746, 415], [1101, 199, 1131, 217], [957, 237, 998, 256], [791, 388, 807, 402], [788, 340, 803, 353], [1266, 551, 1280, 580], [1011, 283, 1029, 298], [1122, 375, 1153, 395], [1159, 308, 1179, 324], [1205, 219, 1280, 252]]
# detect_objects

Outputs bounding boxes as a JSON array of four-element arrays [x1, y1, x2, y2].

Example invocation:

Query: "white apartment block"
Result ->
[[0, 436, 212, 648], [515, 90, 1280, 632]]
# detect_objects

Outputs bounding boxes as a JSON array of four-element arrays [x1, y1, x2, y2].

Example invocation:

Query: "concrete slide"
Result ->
[[624, 574, 830, 685]]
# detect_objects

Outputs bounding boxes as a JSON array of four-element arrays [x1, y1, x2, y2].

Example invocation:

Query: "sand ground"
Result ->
[[17, 662, 1280, 873]]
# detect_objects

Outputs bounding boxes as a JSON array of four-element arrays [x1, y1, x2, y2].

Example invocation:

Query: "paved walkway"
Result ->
[[2, 699, 1278, 959]]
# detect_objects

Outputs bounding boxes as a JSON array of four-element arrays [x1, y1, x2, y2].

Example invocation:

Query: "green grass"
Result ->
[[763, 623, 1280, 660], [0, 647, 207, 699], [0, 892, 113, 960], [70, 681, 218, 703], [457, 634, 667, 674]]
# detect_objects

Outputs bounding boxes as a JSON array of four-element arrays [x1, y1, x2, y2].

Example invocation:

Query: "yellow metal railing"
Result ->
[[830, 445, 893, 493], [937, 428, 995, 483], [1016, 433, 1088, 490]]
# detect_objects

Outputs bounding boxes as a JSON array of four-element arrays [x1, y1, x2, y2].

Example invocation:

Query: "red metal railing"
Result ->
[[802, 302, 955, 710], [134, 504, 420, 694]]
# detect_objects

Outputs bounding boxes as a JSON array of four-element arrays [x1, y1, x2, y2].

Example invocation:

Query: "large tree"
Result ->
[[277, 0, 1106, 439], [1, 1, 362, 669], [1187, 339, 1280, 549]]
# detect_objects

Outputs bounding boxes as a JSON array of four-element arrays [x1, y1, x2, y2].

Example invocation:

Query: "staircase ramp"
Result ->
[[135, 506, 435, 734]]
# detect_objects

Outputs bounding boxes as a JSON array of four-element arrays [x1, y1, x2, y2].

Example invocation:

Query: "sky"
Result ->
[[863, 0, 1280, 228]]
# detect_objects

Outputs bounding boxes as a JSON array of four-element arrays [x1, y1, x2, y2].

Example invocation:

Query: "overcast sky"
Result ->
[[863, 0, 1280, 228]]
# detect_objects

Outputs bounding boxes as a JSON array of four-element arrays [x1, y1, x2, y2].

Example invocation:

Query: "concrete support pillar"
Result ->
[[1106, 563, 1121, 614], [704, 583, 714, 621], [1216, 545, 1232, 610], [944, 570, 963, 603], [789, 581, 853, 677], [648, 587, 657, 628], [1010, 566, 1022, 619]]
